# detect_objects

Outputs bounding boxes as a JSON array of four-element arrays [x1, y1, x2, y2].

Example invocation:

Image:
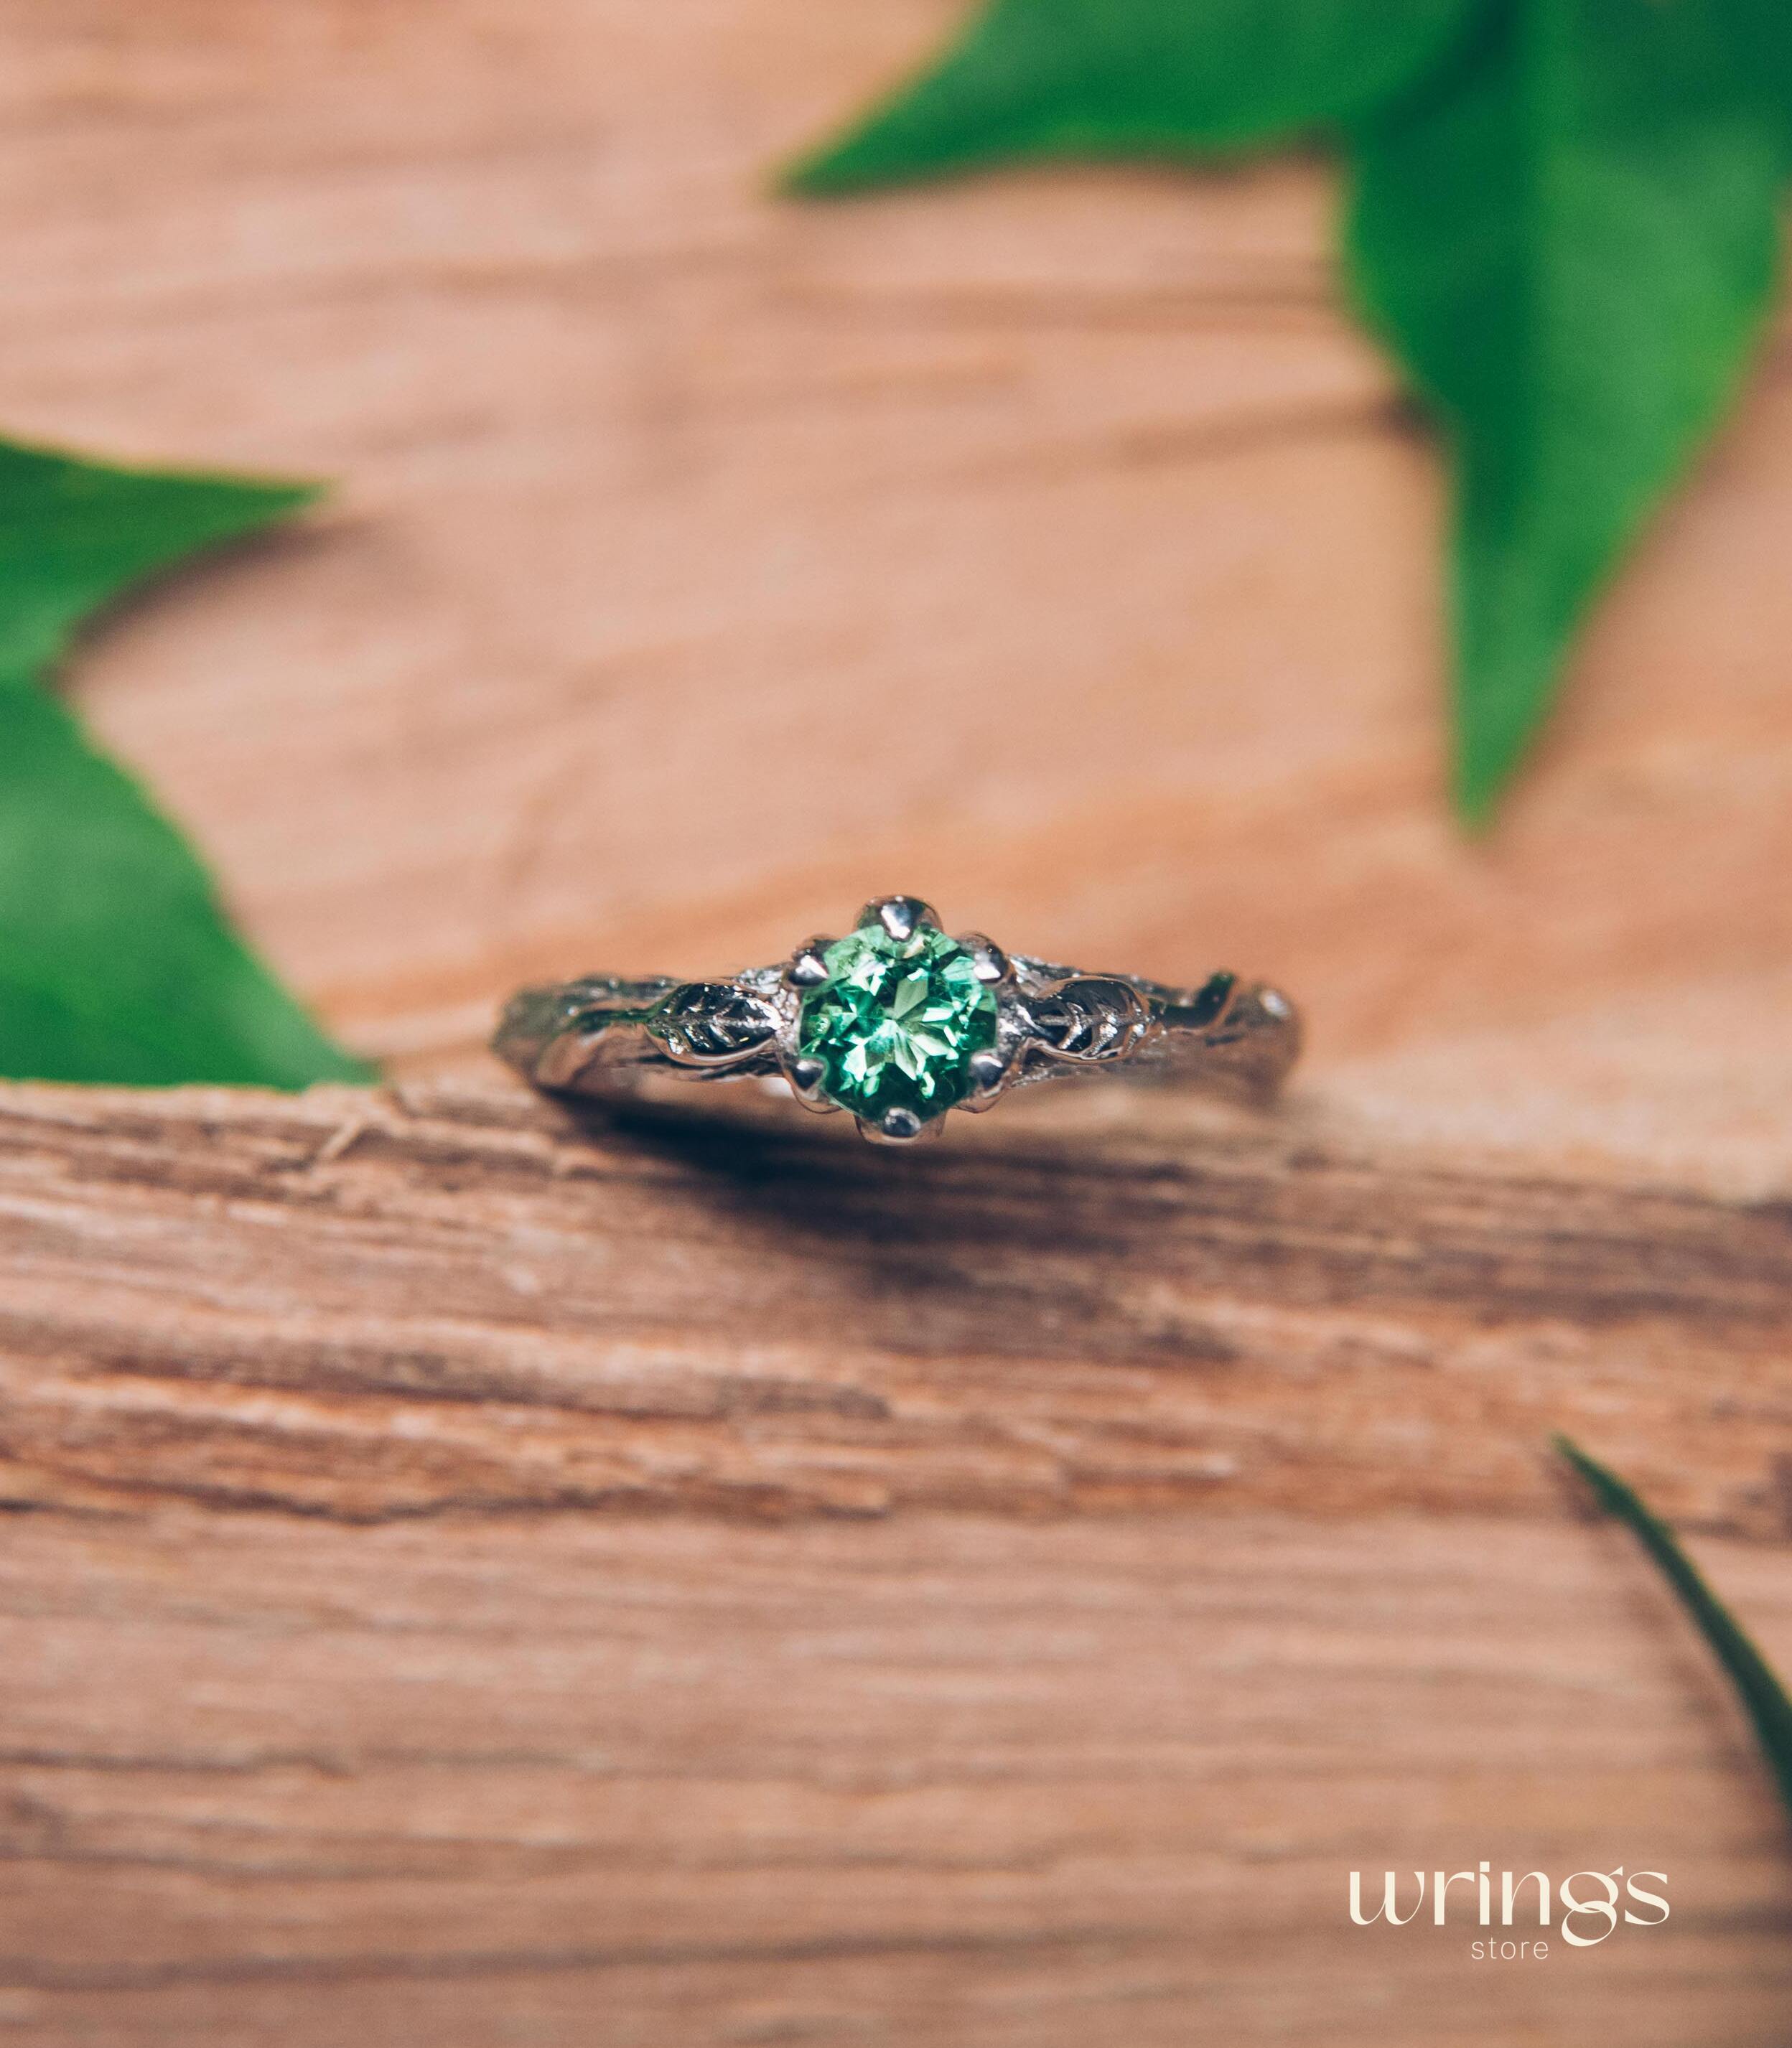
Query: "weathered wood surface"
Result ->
[[2, 1083, 1791, 1533], [1, 1, 1791, 2041], [0, 1504, 1788, 2048], [2, 1083, 1791, 2047]]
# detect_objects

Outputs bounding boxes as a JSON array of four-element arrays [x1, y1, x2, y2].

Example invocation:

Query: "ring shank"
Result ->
[[495, 976, 689, 1093], [1109, 973, 1301, 1099]]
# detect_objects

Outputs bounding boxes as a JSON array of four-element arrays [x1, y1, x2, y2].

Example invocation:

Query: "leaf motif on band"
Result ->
[[1025, 978, 1148, 1062], [649, 982, 782, 1065], [1174, 971, 1236, 1030]]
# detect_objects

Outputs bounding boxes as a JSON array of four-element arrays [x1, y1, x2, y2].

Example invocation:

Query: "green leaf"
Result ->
[[1347, 0, 1788, 821], [784, 0, 1478, 195], [1558, 1436, 1792, 1824], [0, 439, 370, 1088], [0, 441, 312, 676]]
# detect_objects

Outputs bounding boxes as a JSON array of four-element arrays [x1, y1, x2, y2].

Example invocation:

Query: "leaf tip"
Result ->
[[776, 121, 939, 199], [1553, 1432, 1599, 1485], [1554, 1435, 1642, 1523], [248, 474, 330, 520], [775, 136, 851, 198], [1450, 709, 1528, 831]]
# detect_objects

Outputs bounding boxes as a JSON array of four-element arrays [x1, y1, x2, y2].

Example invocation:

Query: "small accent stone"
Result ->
[[798, 917, 997, 1123]]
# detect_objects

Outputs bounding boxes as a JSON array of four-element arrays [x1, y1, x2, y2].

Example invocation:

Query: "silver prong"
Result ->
[[859, 1105, 937, 1145], [967, 1049, 1006, 1095], [785, 938, 834, 988], [958, 934, 1009, 984], [862, 895, 938, 942], [787, 1052, 829, 1102]]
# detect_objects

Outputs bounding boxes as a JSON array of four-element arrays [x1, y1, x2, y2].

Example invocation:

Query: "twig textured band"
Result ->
[[495, 895, 1301, 1145]]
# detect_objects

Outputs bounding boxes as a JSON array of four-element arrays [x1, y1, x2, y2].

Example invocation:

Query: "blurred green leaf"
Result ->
[[785, 0, 1477, 194], [1348, 0, 1788, 822], [1559, 1436, 1792, 1823], [0, 440, 370, 1087], [787, 0, 1792, 823]]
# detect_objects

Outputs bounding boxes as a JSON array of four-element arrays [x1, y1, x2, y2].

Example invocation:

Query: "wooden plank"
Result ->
[[1, 1083, 1791, 2044], [0, 1501, 1786, 2047], [1, 1083, 1789, 1529]]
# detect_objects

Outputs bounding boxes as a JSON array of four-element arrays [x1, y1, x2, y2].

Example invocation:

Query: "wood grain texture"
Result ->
[[1, 1082, 1790, 1533], [0, 1506, 1788, 2048], [2, 1083, 1791, 2045], [1, 1, 1791, 2040]]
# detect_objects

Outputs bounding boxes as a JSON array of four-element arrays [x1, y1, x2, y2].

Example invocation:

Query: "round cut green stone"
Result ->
[[798, 921, 997, 1123]]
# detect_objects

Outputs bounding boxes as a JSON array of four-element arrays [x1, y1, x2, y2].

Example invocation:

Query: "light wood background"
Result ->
[[1, 3, 1789, 2042]]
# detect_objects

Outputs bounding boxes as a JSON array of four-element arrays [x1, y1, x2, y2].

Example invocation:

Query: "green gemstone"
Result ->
[[798, 919, 997, 1123]]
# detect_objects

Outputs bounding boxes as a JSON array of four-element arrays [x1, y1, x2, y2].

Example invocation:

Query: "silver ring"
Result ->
[[493, 894, 1302, 1146]]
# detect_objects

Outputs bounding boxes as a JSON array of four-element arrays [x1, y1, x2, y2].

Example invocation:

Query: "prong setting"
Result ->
[[956, 934, 1009, 985], [862, 894, 938, 943], [785, 938, 834, 989], [859, 1105, 941, 1145], [785, 1052, 830, 1105], [967, 1049, 1007, 1094], [960, 1045, 1012, 1113]]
